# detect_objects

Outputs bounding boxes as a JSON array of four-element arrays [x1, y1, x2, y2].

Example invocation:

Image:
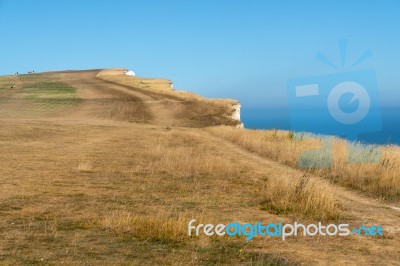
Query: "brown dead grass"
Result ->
[[97, 68, 237, 106], [0, 70, 399, 265], [0, 120, 305, 265], [101, 211, 188, 243], [130, 129, 340, 220], [260, 173, 339, 220], [207, 126, 400, 202], [97, 69, 241, 127]]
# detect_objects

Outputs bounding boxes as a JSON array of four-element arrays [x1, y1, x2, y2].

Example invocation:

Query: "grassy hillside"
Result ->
[[97, 69, 241, 128], [208, 126, 400, 202], [0, 69, 398, 265]]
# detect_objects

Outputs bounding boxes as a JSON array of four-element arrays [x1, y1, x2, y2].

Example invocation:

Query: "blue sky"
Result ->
[[1, 0, 400, 110]]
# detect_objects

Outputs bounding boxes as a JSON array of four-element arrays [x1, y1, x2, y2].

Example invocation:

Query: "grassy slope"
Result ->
[[207, 126, 400, 202], [97, 69, 241, 128], [0, 70, 399, 265]]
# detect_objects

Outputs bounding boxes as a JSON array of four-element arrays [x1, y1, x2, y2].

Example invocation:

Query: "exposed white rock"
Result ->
[[232, 103, 241, 121], [125, 70, 136, 77], [232, 103, 244, 128]]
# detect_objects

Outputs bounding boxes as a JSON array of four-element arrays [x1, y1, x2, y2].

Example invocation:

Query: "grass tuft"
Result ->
[[101, 211, 188, 244]]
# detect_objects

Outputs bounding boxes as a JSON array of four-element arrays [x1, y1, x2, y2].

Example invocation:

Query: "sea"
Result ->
[[241, 107, 400, 146]]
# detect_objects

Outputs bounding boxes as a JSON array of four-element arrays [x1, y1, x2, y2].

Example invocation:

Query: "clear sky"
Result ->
[[1, 0, 400, 109]]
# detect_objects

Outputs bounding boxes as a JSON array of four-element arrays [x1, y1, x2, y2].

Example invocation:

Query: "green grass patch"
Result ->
[[0, 81, 81, 117], [23, 82, 76, 99], [22, 82, 80, 108]]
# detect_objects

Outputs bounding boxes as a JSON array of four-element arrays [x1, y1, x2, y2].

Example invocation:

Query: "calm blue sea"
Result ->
[[241, 107, 400, 146]]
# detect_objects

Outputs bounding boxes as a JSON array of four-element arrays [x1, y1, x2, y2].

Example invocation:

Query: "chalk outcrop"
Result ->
[[232, 103, 244, 128], [125, 70, 136, 76], [98, 68, 244, 128]]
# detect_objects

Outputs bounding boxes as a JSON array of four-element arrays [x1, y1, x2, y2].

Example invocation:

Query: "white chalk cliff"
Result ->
[[232, 103, 244, 128]]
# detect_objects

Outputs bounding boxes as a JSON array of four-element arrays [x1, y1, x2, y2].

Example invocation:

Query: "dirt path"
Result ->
[[200, 129, 400, 264], [204, 129, 400, 220], [2, 69, 398, 264], [57, 69, 400, 248], [56, 70, 179, 126]]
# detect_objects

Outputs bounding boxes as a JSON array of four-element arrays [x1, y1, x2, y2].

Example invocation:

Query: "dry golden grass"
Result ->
[[207, 126, 400, 201], [260, 173, 339, 220], [0, 69, 399, 265], [97, 68, 237, 106], [97, 69, 241, 127], [139, 131, 239, 178], [0, 120, 305, 264], [77, 161, 93, 172], [130, 129, 340, 220], [99, 210, 296, 265], [101, 211, 188, 243]]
